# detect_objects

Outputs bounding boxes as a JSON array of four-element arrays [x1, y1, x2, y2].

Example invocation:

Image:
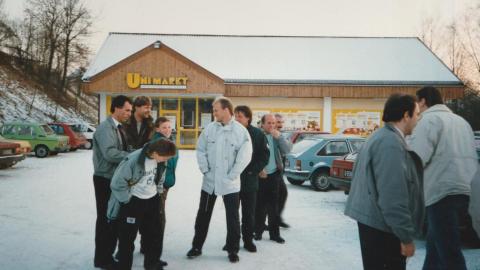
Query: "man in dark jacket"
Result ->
[[234, 106, 270, 252], [125, 96, 154, 151], [92, 95, 132, 269], [345, 94, 424, 270]]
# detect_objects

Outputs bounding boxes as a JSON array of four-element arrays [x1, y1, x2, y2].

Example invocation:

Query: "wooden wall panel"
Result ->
[[225, 84, 464, 99], [83, 45, 225, 95]]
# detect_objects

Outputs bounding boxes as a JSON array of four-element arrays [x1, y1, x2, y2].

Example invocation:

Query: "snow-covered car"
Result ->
[[69, 123, 96, 149], [284, 136, 365, 191]]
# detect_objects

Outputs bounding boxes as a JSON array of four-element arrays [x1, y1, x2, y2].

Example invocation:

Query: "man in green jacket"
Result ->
[[234, 106, 270, 252]]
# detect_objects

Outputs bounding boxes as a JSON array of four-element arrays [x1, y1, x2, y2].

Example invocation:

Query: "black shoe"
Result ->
[[228, 252, 239, 263], [270, 236, 285, 244], [94, 262, 115, 270], [187, 247, 202, 258], [222, 245, 227, 251], [144, 261, 164, 270], [279, 221, 290, 228], [253, 233, 262, 241], [244, 241, 257, 253], [159, 260, 168, 267]]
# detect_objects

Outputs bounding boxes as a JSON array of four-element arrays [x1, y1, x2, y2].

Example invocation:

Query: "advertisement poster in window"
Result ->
[[332, 110, 382, 135], [276, 110, 321, 131], [200, 113, 212, 128]]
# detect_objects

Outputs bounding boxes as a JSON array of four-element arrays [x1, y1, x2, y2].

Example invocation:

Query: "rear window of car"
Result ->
[[291, 139, 320, 154]]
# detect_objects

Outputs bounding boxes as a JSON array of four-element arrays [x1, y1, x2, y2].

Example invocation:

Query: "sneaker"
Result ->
[[279, 221, 290, 229], [228, 252, 239, 263], [270, 236, 285, 244], [253, 233, 262, 241], [186, 247, 202, 258], [244, 241, 257, 253]]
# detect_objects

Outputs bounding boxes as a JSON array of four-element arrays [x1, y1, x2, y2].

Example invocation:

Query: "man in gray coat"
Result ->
[[408, 86, 478, 270], [345, 94, 424, 270], [92, 95, 132, 269]]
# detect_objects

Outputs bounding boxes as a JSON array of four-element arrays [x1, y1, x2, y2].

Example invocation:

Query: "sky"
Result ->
[[2, 0, 475, 60]]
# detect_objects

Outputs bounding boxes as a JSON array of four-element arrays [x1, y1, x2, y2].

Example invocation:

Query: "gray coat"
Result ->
[[470, 166, 480, 238], [92, 117, 129, 179], [107, 146, 166, 220], [344, 123, 425, 244]]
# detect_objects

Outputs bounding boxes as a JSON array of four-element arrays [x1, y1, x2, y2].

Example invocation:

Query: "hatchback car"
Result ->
[[0, 122, 69, 158], [284, 136, 365, 191], [49, 123, 87, 151]]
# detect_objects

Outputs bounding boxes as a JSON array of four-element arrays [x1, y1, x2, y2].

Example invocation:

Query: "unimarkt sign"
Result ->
[[127, 73, 188, 89]]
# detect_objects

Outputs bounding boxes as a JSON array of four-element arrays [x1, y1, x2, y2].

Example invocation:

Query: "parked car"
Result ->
[[49, 122, 87, 151], [284, 136, 365, 191], [0, 134, 32, 154], [329, 152, 357, 194], [0, 122, 70, 158], [69, 123, 95, 149], [281, 130, 331, 144], [0, 141, 25, 169]]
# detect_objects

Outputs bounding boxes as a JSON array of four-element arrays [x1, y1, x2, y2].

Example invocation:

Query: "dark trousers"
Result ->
[[140, 189, 168, 257], [192, 190, 240, 253], [278, 175, 288, 223], [358, 222, 406, 270], [255, 170, 281, 238], [240, 190, 257, 243], [423, 195, 469, 270], [117, 195, 163, 270], [93, 175, 117, 266]]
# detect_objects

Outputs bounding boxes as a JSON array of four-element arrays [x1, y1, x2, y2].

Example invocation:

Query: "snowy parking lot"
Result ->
[[0, 150, 479, 270]]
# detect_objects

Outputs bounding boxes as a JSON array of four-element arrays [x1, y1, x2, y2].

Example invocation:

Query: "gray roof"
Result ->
[[83, 33, 462, 85]]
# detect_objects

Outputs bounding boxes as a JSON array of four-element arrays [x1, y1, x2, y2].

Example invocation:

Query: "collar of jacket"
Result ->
[[107, 116, 120, 130], [384, 123, 410, 149], [423, 104, 451, 115], [136, 143, 151, 168], [214, 118, 235, 130]]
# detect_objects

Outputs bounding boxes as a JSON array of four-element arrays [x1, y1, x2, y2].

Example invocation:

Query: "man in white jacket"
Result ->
[[408, 86, 478, 270], [186, 97, 253, 263]]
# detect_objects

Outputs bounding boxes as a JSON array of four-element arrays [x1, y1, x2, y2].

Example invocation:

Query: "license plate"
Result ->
[[344, 170, 352, 177], [1, 149, 13, 155]]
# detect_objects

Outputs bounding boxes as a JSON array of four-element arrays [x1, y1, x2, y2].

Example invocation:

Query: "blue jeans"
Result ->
[[423, 195, 469, 270]]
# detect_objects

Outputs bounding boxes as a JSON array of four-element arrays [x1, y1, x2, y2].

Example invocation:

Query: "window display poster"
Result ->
[[333, 110, 382, 134], [201, 113, 212, 128], [252, 110, 321, 131]]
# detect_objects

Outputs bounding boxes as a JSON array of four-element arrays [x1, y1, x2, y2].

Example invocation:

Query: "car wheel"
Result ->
[[310, 170, 332, 191], [84, 140, 92, 150], [286, 177, 305, 186], [35, 145, 49, 158]]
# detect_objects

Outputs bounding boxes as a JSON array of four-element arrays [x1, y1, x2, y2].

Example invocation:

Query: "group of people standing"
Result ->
[[345, 86, 480, 270], [92, 95, 292, 269], [92, 95, 178, 270]]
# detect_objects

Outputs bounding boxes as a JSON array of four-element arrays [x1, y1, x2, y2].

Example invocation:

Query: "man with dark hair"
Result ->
[[345, 94, 424, 270], [187, 97, 252, 263], [274, 113, 291, 228], [408, 86, 478, 270], [125, 96, 154, 151], [92, 95, 132, 269], [107, 139, 176, 270], [234, 105, 270, 252], [254, 114, 291, 244]]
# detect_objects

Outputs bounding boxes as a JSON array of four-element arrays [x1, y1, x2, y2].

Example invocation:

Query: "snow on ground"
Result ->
[[0, 150, 479, 270], [0, 67, 95, 124]]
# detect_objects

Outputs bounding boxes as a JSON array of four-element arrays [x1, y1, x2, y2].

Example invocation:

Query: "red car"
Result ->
[[329, 152, 356, 194], [0, 141, 25, 169], [48, 123, 87, 151]]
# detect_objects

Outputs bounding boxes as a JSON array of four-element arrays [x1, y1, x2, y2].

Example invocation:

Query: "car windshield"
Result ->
[[41, 125, 55, 135], [291, 139, 321, 154]]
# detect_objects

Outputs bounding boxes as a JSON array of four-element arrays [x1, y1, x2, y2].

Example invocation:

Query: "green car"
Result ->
[[0, 122, 70, 158]]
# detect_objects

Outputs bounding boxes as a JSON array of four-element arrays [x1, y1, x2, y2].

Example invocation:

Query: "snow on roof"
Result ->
[[83, 33, 461, 85]]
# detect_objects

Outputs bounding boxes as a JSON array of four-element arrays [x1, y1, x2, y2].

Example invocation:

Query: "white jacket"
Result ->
[[196, 118, 253, 196], [408, 104, 478, 206]]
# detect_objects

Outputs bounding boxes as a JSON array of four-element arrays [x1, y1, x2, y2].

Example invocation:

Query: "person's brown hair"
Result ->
[[146, 139, 176, 157], [212, 97, 234, 115], [154, 116, 170, 128], [234, 105, 253, 125]]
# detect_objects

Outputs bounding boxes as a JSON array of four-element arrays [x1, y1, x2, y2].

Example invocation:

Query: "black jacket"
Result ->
[[240, 125, 270, 192], [124, 115, 154, 150]]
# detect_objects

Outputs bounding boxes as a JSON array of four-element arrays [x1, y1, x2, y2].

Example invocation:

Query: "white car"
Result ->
[[69, 123, 96, 149]]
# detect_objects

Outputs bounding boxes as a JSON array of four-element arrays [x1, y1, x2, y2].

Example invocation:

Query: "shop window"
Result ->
[[151, 98, 160, 119], [180, 131, 196, 145], [198, 98, 214, 129], [181, 99, 196, 128], [162, 98, 178, 110]]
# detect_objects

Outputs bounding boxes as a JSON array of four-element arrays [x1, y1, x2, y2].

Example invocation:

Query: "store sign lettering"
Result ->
[[127, 73, 188, 89]]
